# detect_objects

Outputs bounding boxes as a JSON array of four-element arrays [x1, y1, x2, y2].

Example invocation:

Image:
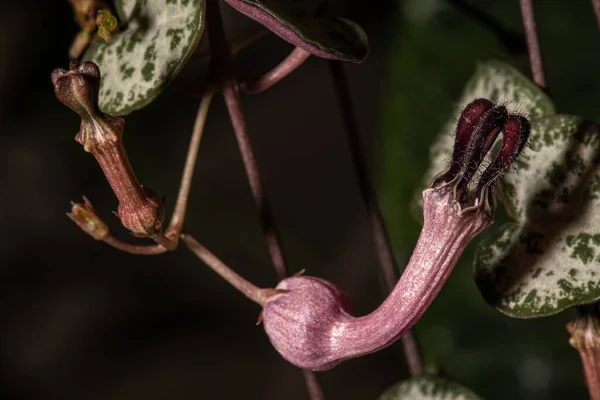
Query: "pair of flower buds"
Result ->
[[52, 61, 529, 371]]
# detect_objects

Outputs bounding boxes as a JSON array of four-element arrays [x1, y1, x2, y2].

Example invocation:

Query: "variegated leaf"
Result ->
[[475, 116, 600, 317], [83, 0, 206, 115], [417, 60, 555, 201], [378, 376, 484, 400], [223, 0, 368, 62]]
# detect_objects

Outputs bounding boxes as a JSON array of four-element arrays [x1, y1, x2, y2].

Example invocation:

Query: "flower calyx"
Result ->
[[52, 61, 164, 237], [431, 98, 530, 215]]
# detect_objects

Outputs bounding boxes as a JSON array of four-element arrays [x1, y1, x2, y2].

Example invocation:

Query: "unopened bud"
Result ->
[[67, 197, 109, 240]]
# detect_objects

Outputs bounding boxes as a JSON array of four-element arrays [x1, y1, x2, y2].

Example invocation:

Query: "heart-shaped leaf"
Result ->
[[416, 60, 555, 202], [223, 0, 368, 62], [378, 376, 484, 400], [83, 0, 206, 115], [474, 115, 600, 318]]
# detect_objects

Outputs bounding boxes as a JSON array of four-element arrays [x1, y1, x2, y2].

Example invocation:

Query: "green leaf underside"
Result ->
[[378, 376, 484, 400], [416, 60, 555, 202], [475, 116, 600, 318], [231, 0, 368, 62], [83, 0, 205, 116]]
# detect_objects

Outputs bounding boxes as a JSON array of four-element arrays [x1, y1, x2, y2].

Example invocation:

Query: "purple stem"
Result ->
[[206, 0, 324, 396], [222, 84, 288, 280], [519, 0, 547, 88]]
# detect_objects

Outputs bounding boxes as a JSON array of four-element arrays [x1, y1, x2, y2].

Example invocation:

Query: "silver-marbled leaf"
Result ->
[[475, 116, 600, 318], [83, 0, 206, 115], [378, 376, 484, 400], [223, 0, 368, 62], [417, 60, 555, 202]]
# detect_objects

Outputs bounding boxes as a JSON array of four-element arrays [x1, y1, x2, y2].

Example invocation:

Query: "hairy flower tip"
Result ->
[[432, 98, 530, 214], [262, 276, 354, 371], [52, 61, 101, 119], [67, 196, 109, 240]]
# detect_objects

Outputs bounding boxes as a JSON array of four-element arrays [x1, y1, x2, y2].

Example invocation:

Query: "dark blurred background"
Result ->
[[1, 0, 599, 399]]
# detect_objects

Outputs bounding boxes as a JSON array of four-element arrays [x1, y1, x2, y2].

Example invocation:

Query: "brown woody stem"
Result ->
[[518, 0, 547, 89], [302, 369, 325, 400], [242, 47, 311, 93], [328, 60, 424, 376], [568, 305, 600, 400]]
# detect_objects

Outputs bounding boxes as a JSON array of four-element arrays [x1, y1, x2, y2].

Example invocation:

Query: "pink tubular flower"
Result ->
[[261, 98, 531, 370]]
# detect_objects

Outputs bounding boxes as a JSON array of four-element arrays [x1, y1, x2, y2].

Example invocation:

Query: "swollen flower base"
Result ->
[[261, 98, 531, 370]]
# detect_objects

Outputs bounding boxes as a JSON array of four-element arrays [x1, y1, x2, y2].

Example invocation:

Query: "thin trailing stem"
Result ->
[[242, 47, 311, 93], [328, 60, 424, 376], [222, 84, 288, 280], [165, 90, 215, 239], [302, 369, 325, 400], [103, 235, 166, 255], [519, 0, 547, 89], [593, 0, 600, 30], [151, 232, 177, 250], [207, 0, 287, 279], [206, 1, 323, 397], [181, 233, 276, 306]]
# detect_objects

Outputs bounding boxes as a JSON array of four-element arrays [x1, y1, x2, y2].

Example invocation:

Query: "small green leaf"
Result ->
[[474, 116, 600, 318], [83, 0, 206, 115], [416, 60, 555, 204], [378, 376, 484, 400], [223, 0, 368, 62]]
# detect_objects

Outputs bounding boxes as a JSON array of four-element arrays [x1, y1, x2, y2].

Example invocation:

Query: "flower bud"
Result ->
[[52, 61, 164, 237], [67, 197, 109, 240]]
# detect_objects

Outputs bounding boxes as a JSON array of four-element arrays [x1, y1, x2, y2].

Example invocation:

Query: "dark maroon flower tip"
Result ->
[[475, 115, 530, 204], [433, 99, 494, 187], [433, 98, 530, 214]]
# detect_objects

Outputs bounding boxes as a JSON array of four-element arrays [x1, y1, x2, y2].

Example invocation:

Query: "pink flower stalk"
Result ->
[[261, 99, 531, 370]]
